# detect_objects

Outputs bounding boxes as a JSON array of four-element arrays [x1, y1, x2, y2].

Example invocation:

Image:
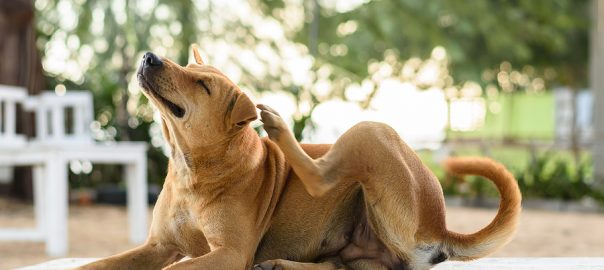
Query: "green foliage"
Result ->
[[35, 0, 305, 187], [34, 0, 596, 201], [421, 145, 601, 203], [433, 150, 603, 203], [258, 0, 590, 88], [516, 152, 597, 201], [35, 0, 201, 185]]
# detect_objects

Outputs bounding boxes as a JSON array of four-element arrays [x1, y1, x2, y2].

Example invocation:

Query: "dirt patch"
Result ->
[[1, 198, 603, 269]]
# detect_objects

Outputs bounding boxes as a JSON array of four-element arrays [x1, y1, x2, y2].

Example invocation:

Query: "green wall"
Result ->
[[451, 93, 555, 140]]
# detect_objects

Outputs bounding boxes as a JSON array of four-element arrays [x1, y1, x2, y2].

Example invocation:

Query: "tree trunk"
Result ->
[[591, 0, 604, 189], [0, 0, 45, 200]]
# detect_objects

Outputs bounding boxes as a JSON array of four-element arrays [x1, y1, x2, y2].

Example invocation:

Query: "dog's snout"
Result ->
[[143, 52, 163, 68]]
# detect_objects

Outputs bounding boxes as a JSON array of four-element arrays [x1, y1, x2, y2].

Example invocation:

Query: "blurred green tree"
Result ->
[[33, 0, 592, 190], [34, 0, 321, 186], [258, 0, 589, 87], [35, 0, 202, 186], [258, 0, 589, 155]]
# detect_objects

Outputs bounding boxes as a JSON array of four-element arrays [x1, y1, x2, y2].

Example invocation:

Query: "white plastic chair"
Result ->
[[25, 91, 94, 145], [0, 85, 148, 256], [0, 85, 27, 148]]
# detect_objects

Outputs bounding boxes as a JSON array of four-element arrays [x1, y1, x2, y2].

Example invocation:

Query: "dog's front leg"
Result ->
[[164, 203, 259, 270], [163, 246, 247, 270], [77, 241, 181, 270]]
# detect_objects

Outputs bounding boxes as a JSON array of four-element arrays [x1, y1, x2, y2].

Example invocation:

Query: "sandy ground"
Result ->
[[1, 198, 603, 269]]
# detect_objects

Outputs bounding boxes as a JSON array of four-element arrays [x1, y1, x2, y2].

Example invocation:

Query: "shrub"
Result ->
[[516, 152, 599, 202]]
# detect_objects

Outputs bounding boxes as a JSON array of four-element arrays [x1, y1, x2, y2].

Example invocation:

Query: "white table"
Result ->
[[15, 258, 604, 270], [0, 142, 148, 257]]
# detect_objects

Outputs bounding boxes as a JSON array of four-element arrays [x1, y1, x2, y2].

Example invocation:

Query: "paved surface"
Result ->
[[2, 198, 604, 269], [16, 257, 604, 270]]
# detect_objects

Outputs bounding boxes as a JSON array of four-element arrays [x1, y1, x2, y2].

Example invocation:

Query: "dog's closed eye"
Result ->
[[197, 80, 211, 96]]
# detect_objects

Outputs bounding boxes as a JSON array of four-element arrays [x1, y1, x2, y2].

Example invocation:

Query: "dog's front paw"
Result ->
[[254, 260, 284, 270], [257, 104, 288, 141]]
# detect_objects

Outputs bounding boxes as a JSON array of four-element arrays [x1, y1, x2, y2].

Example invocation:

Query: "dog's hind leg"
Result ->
[[257, 104, 335, 197], [259, 105, 446, 263], [76, 242, 182, 270]]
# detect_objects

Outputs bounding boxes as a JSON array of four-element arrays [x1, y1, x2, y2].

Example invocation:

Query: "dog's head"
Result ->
[[137, 46, 257, 154]]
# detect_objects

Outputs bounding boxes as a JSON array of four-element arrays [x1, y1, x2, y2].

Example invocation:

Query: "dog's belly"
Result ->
[[254, 173, 363, 263], [255, 173, 405, 268]]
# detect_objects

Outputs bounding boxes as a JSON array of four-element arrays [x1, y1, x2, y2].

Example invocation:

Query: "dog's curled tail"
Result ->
[[443, 157, 521, 261]]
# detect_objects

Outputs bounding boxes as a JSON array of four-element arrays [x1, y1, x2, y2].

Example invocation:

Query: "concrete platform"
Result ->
[[14, 257, 604, 270]]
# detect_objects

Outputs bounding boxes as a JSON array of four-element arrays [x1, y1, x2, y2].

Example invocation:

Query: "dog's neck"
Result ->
[[169, 127, 264, 189]]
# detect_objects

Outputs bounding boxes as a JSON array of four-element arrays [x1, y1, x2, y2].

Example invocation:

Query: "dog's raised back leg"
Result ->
[[259, 105, 450, 268], [259, 104, 520, 269], [257, 104, 340, 197], [76, 242, 182, 270]]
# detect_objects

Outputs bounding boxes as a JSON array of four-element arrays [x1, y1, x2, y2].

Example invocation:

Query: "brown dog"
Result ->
[[78, 46, 521, 270]]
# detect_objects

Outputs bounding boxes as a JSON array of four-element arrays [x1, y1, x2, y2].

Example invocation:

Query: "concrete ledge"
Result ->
[[433, 257, 604, 270], [15, 257, 604, 270], [15, 258, 97, 270]]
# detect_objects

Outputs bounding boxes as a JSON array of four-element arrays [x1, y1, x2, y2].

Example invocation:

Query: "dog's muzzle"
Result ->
[[143, 52, 163, 68], [137, 52, 186, 118], [137, 52, 164, 88], [138, 52, 163, 75]]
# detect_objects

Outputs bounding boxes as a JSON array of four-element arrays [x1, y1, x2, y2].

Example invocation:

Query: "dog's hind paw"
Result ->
[[254, 260, 284, 270], [257, 104, 288, 141]]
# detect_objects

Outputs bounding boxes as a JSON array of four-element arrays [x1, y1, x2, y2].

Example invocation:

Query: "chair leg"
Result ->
[[125, 155, 148, 244], [33, 165, 46, 237], [45, 156, 68, 257]]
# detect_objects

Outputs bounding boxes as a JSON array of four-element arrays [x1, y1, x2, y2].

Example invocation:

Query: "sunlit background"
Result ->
[[33, 0, 593, 184], [1, 0, 603, 268]]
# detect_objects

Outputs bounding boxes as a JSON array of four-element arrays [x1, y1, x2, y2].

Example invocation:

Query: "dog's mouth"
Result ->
[[138, 73, 185, 118]]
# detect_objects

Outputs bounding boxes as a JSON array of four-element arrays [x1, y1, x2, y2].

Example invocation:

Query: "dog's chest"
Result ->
[[167, 203, 209, 256], [170, 209, 189, 232]]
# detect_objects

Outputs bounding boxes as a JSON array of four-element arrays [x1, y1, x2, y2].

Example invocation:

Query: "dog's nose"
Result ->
[[142, 52, 163, 68]]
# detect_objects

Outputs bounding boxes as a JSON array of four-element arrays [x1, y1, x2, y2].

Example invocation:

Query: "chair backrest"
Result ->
[[0, 85, 27, 147], [24, 91, 94, 145]]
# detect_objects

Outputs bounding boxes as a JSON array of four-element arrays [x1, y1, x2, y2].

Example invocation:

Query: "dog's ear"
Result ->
[[230, 93, 257, 128], [191, 44, 204, 65]]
